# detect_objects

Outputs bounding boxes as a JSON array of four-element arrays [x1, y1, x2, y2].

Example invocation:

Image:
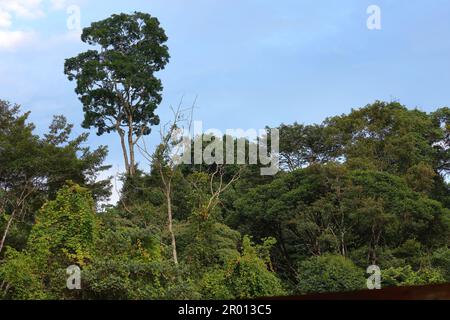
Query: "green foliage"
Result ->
[[198, 236, 285, 299], [2, 96, 450, 300], [43, 115, 112, 202], [0, 101, 110, 254], [64, 12, 170, 175], [64, 12, 169, 137], [295, 254, 365, 294], [278, 123, 338, 170], [28, 183, 99, 267], [325, 101, 440, 175], [81, 227, 167, 300], [0, 184, 99, 299], [431, 247, 450, 281], [382, 265, 446, 287], [231, 163, 450, 283], [0, 249, 47, 299], [226, 236, 285, 298]]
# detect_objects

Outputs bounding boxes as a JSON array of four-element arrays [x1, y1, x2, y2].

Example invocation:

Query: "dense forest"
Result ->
[[0, 12, 449, 300]]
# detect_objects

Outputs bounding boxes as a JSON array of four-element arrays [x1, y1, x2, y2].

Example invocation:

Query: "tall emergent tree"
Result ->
[[64, 12, 170, 176]]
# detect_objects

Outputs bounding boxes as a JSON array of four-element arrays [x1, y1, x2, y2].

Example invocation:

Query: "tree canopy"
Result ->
[[64, 12, 170, 176]]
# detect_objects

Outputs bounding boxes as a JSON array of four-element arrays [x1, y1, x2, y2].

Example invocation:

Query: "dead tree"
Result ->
[[138, 98, 196, 265], [189, 165, 241, 220]]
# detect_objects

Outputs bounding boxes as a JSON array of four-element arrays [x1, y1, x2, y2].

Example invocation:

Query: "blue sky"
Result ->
[[1, 0, 450, 201]]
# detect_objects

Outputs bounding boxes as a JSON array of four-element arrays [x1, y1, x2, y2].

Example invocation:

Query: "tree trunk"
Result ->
[[128, 128, 135, 176], [118, 130, 130, 175], [0, 211, 15, 255], [341, 231, 346, 256], [166, 188, 178, 265]]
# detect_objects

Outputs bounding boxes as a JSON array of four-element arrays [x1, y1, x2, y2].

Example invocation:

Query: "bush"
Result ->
[[431, 247, 450, 282], [382, 265, 445, 287], [296, 254, 365, 294]]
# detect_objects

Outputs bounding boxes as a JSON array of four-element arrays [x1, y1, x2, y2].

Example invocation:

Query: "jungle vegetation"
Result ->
[[0, 12, 449, 300]]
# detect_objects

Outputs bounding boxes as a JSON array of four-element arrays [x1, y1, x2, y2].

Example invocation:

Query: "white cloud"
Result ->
[[0, 8, 12, 28], [0, 0, 69, 23], [0, 29, 35, 50], [0, 0, 72, 50], [0, 0, 45, 19]]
